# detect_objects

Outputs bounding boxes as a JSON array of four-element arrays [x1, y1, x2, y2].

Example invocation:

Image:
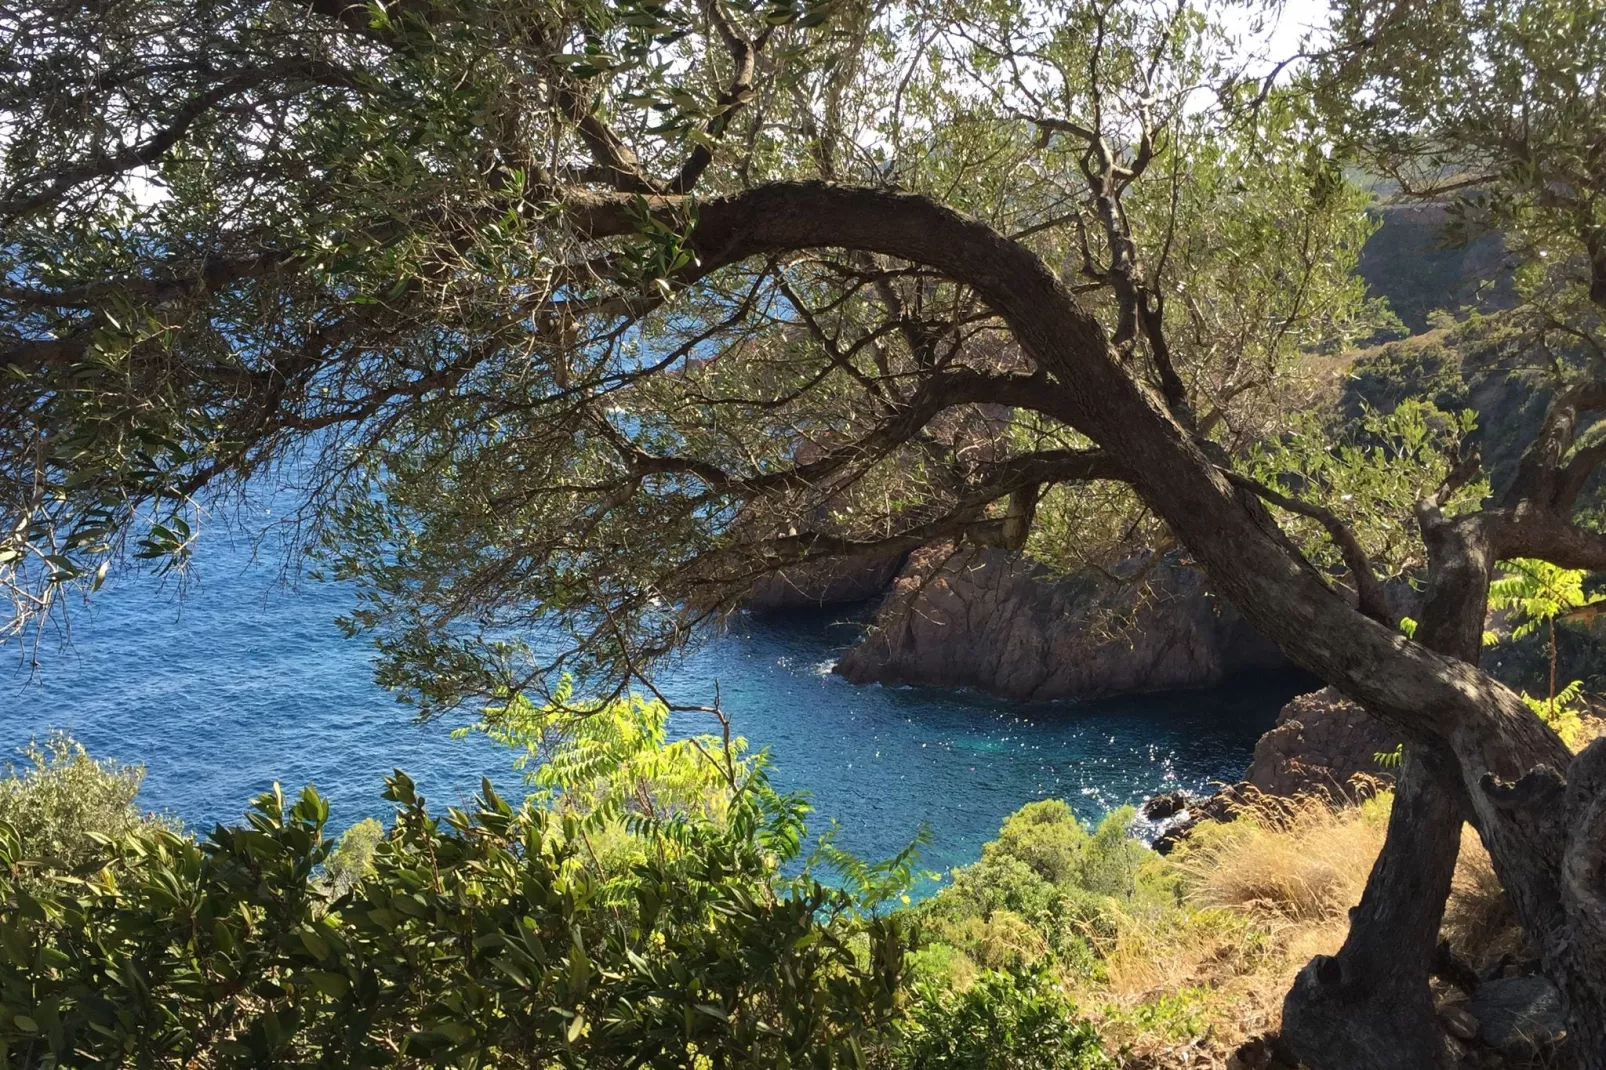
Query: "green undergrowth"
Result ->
[[0, 697, 1527, 1069], [0, 698, 1114, 1069]]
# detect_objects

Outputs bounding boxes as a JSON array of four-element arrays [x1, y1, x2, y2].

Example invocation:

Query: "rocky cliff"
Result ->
[[1244, 687, 1399, 801], [833, 544, 1288, 701], [1355, 201, 1514, 333]]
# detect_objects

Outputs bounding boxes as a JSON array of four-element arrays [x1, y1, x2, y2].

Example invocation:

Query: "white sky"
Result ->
[[1253, 0, 1337, 70]]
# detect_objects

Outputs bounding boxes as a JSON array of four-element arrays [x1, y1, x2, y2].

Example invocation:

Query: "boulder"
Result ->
[[1148, 785, 1251, 854], [834, 544, 1287, 701], [1469, 975, 1567, 1058], [1244, 688, 1398, 802], [1142, 791, 1190, 822]]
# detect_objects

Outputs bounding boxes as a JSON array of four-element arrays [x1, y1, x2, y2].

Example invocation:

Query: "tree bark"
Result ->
[[1281, 750, 1463, 1070], [1281, 516, 1492, 1070]]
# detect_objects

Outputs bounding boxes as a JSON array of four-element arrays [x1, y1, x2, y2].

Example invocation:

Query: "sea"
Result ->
[[1, 494, 1307, 883]]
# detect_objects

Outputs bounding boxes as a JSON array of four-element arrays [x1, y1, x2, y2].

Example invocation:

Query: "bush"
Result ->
[[320, 815, 384, 897], [0, 732, 156, 882], [984, 799, 1090, 885], [0, 697, 933, 1068], [0, 773, 912, 1067], [895, 969, 1112, 1069], [0, 705, 1131, 1068]]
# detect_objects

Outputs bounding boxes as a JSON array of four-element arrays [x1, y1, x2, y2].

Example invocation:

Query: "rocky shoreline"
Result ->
[[759, 542, 1291, 702]]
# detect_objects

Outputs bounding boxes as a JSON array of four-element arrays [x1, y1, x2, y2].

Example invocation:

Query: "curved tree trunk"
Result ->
[[587, 183, 1606, 1066], [1282, 508, 1495, 1070]]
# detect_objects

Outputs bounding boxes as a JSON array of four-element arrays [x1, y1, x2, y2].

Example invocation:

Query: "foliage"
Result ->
[[0, 769, 912, 1068], [1341, 336, 1472, 421], [1244, 399, 1485, 580], [915, 803, 1177, 990], [0, 730, 1547, 1068], [457, 681, 760, 834], [0, 0, 1388, 710], [1490, 557, 1606, 711], [0, 720, 1124, 1068], [1322, 0, 1606, 372], [0, 733, 157, 884], [894, 969, 1112, 1070], [1519, 680, 1592, 751], [1490, 559, 1606, 642], [891, 785, 1526, 1063], [320, 816, 384, 898]]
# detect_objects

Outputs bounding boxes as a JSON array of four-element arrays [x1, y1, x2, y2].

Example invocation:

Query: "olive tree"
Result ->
[[2, 0, 1604, 1063], [1264, 3, 1606, 1065]]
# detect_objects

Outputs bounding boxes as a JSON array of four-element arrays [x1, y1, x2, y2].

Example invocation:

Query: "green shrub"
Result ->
[[906, 943, 979, 990], [1119, 986, 1213, 1043], [0, 695, 932, 1068], [320, 815, 384, 897], [1074, 807, 1151, 898], [984, 799, 1089, 884], [925, 854, 1057, 923], [0, 773, 911, 1067], [0, 715, 1126, 1068], [1342, 336, 1470, 419], [0, 733, 157, 882], [895, 969, 1112, 1069]]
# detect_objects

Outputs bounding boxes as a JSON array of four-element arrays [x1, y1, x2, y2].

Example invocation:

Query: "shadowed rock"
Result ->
[[834, 543, 1287, 701], [1245, 688, 1400, 803]]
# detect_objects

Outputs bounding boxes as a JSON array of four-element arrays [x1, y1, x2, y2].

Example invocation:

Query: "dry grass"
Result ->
[[1077, 780, 1527, 1069], [1444, 825, 1522, 963], [1179, 785, 1389, 926]]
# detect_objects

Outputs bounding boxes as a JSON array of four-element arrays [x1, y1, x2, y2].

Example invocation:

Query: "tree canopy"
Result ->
[[1, 0, 1379, 702], [6, 0, 1606, 1064]]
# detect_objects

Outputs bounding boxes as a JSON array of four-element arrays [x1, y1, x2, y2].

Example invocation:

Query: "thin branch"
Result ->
[[1224, 468, 1396, 625]]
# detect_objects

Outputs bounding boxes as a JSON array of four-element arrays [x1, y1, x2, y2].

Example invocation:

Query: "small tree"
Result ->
[[1490, 558, 1605, 712]]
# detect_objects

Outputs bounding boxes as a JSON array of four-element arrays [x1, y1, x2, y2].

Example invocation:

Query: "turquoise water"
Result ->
[[1, 505, 1307, 878]]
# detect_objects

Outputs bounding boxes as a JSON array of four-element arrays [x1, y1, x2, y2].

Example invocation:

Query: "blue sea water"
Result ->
[[1, 502, 1307, 881]]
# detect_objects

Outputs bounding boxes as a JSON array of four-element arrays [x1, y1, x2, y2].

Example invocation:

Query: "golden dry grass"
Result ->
[[1076, 779, 1527, 1069], [1179, 786, 1388, 926]]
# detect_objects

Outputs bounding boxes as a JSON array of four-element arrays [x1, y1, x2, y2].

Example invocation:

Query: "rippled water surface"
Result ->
[[2, 509, 1308, 879]]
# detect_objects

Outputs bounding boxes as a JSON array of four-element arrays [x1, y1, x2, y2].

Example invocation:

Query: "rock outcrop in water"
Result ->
[[833, 543, 1287, 701], [1244, 687, 1399, 801]]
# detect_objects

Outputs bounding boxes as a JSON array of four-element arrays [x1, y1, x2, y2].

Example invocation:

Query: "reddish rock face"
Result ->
[[833, 543, 1287, 701], [1244, 688, 1399, 801]]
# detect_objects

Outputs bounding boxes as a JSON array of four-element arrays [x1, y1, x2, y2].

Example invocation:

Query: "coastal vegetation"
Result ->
[[7, 709, 1596, 1067], [3, 0, 1606, 1063]]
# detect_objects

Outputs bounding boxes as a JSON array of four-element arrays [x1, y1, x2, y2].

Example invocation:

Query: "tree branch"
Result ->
[[1504, 380, 1606, 508], [1222, 469, 1397, 625], [0, 60, 349, 221], [669, 1, 769, 194]]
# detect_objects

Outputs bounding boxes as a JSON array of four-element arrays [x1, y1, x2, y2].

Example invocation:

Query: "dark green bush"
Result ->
[[0, 774, 908, 1068], [0, 714, 1115, 1068]]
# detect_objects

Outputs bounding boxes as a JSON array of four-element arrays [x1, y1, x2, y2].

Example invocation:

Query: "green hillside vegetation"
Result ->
[[13, 709, 1596, 1068]]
